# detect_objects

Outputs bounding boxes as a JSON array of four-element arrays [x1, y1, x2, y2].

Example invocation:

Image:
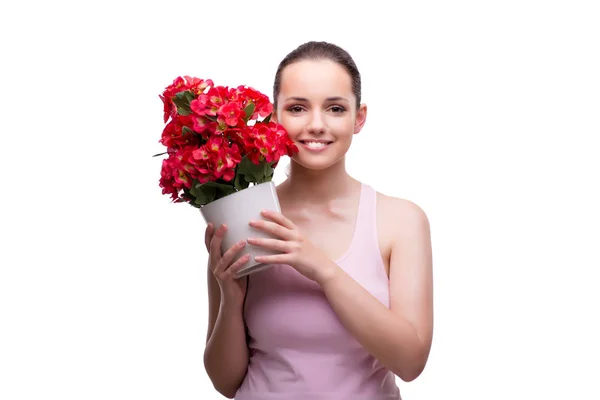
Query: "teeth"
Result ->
[[305, 141, 328, 148]]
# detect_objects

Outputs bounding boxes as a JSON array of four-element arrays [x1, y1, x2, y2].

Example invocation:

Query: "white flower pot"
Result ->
[[199, 181, 282, 278]]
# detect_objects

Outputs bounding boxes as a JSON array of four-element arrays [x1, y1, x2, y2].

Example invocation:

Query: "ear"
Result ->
[[270, 110, 278, 124], [354, 103, 367, 134]]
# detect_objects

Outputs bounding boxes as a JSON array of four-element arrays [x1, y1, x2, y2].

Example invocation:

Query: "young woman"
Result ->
[[203, 41, 434, 400]]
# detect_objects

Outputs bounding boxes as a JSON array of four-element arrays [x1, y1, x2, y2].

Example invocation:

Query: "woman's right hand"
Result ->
[[205, 222, 251, 306]]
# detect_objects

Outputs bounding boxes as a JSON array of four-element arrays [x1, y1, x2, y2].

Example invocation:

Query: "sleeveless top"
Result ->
[[235, 183, 401, 400]]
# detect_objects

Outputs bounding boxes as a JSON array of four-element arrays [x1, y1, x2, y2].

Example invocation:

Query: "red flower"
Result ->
[[191, 115, 210, 136], [241, 86, 273, 119], [215, 143, 242, 181], [160, 114, 201, 149], [189, 94, 209, 116], [237, 122, 298, 164], [156, 76, 299, 207], [160, 76, 213, 123], [218, 101, 244, 127], [202, 86, 229, 117], [159, 147, 198, 202], [188, 137, 242, 183]]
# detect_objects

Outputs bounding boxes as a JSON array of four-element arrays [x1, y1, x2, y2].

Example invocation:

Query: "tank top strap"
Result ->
[[337, 182, 389, 304], [337, 183, 380, 266], [353, 183, 378, 244]]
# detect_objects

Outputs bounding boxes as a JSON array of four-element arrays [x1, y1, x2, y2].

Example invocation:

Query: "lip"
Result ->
[[298, 139, 333, 143], [298, 140, 333, 152]]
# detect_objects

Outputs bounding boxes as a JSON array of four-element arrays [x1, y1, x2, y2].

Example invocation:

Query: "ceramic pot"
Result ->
[[199, 181, 282, 278]]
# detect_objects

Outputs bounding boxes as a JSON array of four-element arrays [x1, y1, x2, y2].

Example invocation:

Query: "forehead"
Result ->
[[279, 59, 353, 100]]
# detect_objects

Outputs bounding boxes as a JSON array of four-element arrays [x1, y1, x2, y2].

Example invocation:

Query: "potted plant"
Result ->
[[155, 76, 298, 276]]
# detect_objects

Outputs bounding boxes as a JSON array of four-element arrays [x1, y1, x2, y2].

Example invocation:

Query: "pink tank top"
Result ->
[[235, 183, 401, 400]]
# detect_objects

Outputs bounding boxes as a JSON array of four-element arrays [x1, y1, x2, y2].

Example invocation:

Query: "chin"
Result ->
[[290, 155, 344, 172]]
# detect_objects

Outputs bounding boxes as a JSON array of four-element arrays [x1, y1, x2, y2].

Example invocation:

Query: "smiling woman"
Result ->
[[202, 41, 434, 400], [272, 54, 366, 173]]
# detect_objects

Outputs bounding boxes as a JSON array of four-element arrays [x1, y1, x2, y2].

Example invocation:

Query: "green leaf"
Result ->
[[207, 181, 236, 201], [172, 90, 194, 116], [262, 113, 272, 124], [182, 126, 194, 136], [189, 182, 216, 206], [234, 173, 251, 191], [237, 155, 268, 183], [181, 187, 199, 208], [152, 151, 168, 157], [243, 101, 255, 122], [263, 164, 274, 182], [190, 181, 237, 206], [184, 90, 195, 103]]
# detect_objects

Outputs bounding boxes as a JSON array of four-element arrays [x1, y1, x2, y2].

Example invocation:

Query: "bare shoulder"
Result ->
[[376, 190, 430, 235], [372, 188, 431, 277]]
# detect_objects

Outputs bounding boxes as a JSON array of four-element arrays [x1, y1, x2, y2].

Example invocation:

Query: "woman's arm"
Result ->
[[203, 267, 249, 398], [318, 200, 434, 382], [247, 201, 434, 381]]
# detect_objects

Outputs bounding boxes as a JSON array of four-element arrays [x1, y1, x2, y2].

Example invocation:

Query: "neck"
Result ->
[[279, 158, 358, 204]]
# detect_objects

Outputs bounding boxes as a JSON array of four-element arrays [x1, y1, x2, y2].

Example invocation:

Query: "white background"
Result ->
[[1, 1, 599, 399]]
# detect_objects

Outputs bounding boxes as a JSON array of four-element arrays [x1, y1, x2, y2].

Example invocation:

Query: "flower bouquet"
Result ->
[[155, 76, 298, 276]]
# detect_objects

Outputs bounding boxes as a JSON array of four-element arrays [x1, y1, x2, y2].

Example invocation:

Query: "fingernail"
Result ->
[[238, 240, 246, 246]]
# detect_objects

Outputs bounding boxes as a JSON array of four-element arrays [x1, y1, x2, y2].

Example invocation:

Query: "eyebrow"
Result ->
[[285, 96, 350, 103]]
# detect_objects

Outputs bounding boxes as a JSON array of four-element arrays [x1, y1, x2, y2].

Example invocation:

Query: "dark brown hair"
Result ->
[[273, 41, 362, 110]]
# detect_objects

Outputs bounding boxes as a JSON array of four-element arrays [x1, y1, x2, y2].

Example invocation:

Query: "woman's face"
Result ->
[[274, 59, 367, 171]]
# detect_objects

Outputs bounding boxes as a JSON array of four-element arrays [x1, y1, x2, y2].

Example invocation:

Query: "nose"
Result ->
[[307, 110, 325, 134]]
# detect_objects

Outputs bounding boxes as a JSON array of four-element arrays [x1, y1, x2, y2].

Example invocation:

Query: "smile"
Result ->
[[299, 140, 333, 152]]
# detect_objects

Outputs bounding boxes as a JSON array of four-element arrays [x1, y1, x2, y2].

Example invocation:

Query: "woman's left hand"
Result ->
[[247, 209, 338, 284]]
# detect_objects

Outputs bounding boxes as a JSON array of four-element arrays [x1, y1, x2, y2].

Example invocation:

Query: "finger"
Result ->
[[226, 253, 252, 278], [253, 253, 288, 265], [247, 237, 290, 253], [215, 252, 250, 280], [259, 209, 296, 230], [216, 239, 247, 274], [204, 223, 214, 250], [248, 219, 294, 240], [209, 224, 227, 266]]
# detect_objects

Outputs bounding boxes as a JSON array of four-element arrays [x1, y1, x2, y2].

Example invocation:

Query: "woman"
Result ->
[[203, 41, 434, 400]]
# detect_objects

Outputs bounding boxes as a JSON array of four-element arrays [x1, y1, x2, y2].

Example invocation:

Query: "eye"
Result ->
[[287, 105, 304, 113], [329, 105, 346, 113]]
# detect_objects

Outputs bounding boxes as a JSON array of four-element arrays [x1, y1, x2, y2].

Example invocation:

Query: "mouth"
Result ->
[[298, 140, 333, 151]]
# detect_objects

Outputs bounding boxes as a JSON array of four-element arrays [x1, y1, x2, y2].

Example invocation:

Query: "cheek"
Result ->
[[331, 117, 356, 135], [278, 116, 304, 136]]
